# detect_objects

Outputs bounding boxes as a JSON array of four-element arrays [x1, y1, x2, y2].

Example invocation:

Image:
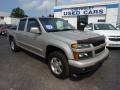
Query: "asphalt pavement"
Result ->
[[0, 36, 120, 90]]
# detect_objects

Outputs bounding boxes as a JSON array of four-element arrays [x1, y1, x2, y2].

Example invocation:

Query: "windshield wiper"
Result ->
[[47, 29, 60, 32], [61, 28, 74, 31], [47, 28, 75, 32]]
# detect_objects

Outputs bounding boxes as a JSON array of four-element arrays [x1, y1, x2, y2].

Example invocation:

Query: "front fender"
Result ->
[[45, 40, 74, 60]]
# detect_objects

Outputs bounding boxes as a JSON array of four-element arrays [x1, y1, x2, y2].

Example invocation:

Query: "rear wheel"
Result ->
[[48, 51, 69, 79], [10, 39, 19, 52]]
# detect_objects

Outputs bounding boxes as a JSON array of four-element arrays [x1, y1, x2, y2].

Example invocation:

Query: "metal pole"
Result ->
[[55, 0, 57, 6]]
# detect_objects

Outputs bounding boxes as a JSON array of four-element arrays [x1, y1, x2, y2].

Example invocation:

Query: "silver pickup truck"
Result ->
[[7, 17, 109, 79]]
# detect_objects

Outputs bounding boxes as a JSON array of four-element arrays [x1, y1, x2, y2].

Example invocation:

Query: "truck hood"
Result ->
[[49, 30, 101, 44], [93, 30, 120, 37]]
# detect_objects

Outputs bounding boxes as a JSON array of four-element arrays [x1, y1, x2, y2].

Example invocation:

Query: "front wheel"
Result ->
[[48, 51, 69, 79], [10, 39, 19, 52]]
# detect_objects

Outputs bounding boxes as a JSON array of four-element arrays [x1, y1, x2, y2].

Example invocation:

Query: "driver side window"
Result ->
[[87, 23, 93, 30]]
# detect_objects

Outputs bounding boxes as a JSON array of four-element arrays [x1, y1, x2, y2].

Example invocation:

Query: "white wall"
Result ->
[[0, 19, 4, 24], [54, 12, 62, 18], [106, 8, 118, 26], [88, 15, 106, 23], [11, 18, 19, 25], [4, 17, 11, 24], [3, 17, 19, 25]]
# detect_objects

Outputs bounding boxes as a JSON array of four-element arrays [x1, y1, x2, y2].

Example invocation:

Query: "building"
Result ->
[[54, 1, 120, 30], [0, 11, 20, 25], [0, 16, 19, 25]]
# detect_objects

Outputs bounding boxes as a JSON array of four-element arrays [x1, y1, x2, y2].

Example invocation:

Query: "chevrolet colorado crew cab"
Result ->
[[7, 17, 109, 79]]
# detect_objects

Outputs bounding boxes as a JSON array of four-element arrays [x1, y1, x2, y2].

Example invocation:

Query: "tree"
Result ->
[[10, 7, 28, 18]]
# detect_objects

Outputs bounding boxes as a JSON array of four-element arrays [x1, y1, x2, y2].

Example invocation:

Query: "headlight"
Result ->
[[71, 43, 92, 60], [71, 43, 90, 49], [73, 52, 92, 60], [79, 52, 92, 59]]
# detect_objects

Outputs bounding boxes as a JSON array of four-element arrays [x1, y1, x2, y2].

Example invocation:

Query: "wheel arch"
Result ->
[[46, 45, 66, 58], [9, 35, 14, 42], [46, 45, 73, 60]]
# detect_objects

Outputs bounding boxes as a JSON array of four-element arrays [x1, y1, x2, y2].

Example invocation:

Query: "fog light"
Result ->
[[79, 53, 88, 58], [79, 54, 83, 58], [84, 53, 88, 56]]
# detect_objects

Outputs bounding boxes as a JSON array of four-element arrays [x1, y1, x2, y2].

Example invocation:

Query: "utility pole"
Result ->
[[55, 0, 57, 6]]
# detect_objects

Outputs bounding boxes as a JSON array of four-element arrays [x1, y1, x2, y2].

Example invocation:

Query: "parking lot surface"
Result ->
[[0, 36, 120, 90]]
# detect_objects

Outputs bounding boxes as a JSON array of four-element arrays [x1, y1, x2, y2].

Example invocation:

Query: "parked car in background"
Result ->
[[0, 24, 16, 36], [0, 25, 7, 36], [84, 23, 120, 47], [116, 23, 120, 30], [8, 25, 17, 30], [0, 25, 3, 34], [0, 24, 4, 28]]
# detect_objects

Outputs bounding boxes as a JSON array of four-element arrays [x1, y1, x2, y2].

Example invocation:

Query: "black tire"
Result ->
[[10, 39, 19, 52], [48, 51, 69, 79]]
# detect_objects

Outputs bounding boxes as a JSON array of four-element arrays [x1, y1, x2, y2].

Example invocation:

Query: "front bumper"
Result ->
[[106, 38, 120, 47], [68, 48, 109, 68]]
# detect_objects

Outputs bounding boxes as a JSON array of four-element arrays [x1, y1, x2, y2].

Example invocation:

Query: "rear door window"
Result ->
[[18, 19, 27, 31]]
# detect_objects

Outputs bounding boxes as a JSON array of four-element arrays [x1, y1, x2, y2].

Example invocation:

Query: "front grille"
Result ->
[[92, 40, 105, 47], [95, 47, 105, 54], [77, 36, 106, 59], [109, 38, 120, 41]]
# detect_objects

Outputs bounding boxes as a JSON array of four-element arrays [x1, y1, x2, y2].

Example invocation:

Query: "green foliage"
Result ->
[[10, 7, 28, 18]]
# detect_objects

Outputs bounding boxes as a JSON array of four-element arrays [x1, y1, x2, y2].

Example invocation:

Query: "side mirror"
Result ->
[[88, 27, 92, 30], [30, 27, 41, 34], [84, 27, 92, 31], [84, 27, 88, 31], [116, 27, 119, 30]]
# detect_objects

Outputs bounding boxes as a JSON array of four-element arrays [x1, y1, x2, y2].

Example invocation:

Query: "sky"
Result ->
[[0, 0, 119, 17]]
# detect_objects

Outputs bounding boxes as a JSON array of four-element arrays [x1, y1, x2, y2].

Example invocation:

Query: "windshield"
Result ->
[[94, 24, 117, 30], [39, 18, 75, 32]]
